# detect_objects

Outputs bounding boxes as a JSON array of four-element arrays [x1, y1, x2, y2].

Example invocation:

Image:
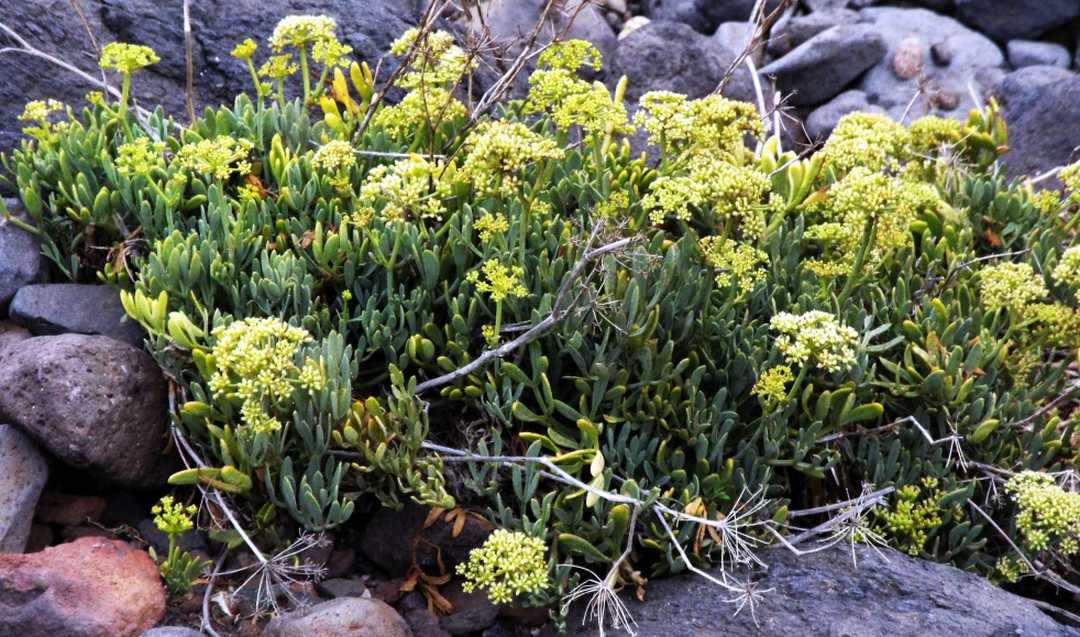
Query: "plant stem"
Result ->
[[299, 46, 311, 104], [836, 216, 875, 306], [119, 73, 132, 138]]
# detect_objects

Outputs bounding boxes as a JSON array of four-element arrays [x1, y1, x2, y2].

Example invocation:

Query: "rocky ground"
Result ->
[[1, 1, 1080, 636]]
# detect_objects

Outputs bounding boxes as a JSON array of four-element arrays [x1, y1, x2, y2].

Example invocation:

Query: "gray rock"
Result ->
[[263, 597, 412, 637], [955, 0, 1080, 41], [612, 21, 755, 104], [0, 334, 172, 488], [9, 283, 144, 347], [0, 424, 49, 553], [765, 9, 860, 58], [759, 23, 886, 107], [805, 90, 887, 140], [644, 0, 782, 34], [315, 577, 369, 599], [140, 628, 204, 637], [1007, 40, 1072, 69], [0, 199, 45, 315], [0, 0, 420, 155], [439, 580, 500, 635], [993, 66, 1080, 182], [477, 0, 616, 62], [855, 7, 1005, 121], [0, 321, 31, 356], [711, 21, 757, 63], [560, 544, 1080, 636]]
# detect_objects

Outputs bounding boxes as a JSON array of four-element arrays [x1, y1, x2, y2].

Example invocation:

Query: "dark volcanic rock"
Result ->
[[560, 544, 1080, 636], [806, 89, 887, 140], [0, 334, 171, 488], [645, 0, 782, 34], [766, 9, 860, 58], [1007, 40, 1072, 70], [0, 0, 420, 155], [0, 199, 45, 314], [613, 20, 755, 104], [10, 283, 144, 347], [759, 23, 886, 107], [993, 66, 1080, 182], [955, 0, 1080, 42], [360, 501, 491, 577]]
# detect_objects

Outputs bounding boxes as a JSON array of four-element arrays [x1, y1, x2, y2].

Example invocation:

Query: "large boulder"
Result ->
[[0, 334, 171, 488], [612, 20, 755, 104], [1006, 40, 1072, 70], [765, 9, 860, 58], [263, 597, 412, 637], [360, 501, 490, 577], [0, 424, 49, 552], [0, 0, 420, 155], [0, 199, 46, 314], [644, 0, 782, 34], [854, 7, 1005, 121], [993, 66, 1080, 182], [0, 320, 32, 355], [0, 537, 166, 637], [955, 0, 1080, 42], [759, 23, 885, 107], [805, 89, 887, 140], [561, 544, 1080, 636], [10, 283, 144, 347]]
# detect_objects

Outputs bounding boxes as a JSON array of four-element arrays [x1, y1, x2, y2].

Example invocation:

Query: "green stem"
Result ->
[[386, 224, 403, 292], [245, 59, 263, 105], [118, 73, 133, 138], [836, 216, 875, 307], [493, 300, 503, 343], [784, 365, 810, 405], [299, 46, 311, 104], [275, 79, 286, 109]]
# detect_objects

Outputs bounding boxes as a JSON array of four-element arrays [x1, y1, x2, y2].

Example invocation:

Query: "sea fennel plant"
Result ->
[[6, 14, 1080, 629]]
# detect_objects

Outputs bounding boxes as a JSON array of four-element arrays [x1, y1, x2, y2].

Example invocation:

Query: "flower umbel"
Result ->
[[99, 42, 159, 74], [770, 311, 858, 373], [457, 529, 548, 604]]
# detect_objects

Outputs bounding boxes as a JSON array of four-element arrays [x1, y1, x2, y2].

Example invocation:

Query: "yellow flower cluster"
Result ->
[[269, 15, 337, 50], [699, 235, 767, 293], [207, 317, 319, 433], [876, 478, 943, 556], [1062, 161, 1080, 201], [751, 365, 793, 405], [979, 262, 1046, 311], [810, 167, 939, 269], [115, 137, 165, 178], [259, 54, 298, 80], [371, 87, 468, 140], [230, 38, 258, 61], [770, 310, 858, 373], [172, 136, 253, 181], [644, 155, 769, 234], [312, 37, 353, 68], [312, 140, 357, 173], [1030, 303, 1080, 348], [474, 211, 509, 243], [456, 529, 548, 604], [536, 39, 602, 73], [635, 93, 762, 156], [550, 81, 629, 135], [467, 260, 528, 302], [595, 192, 629, 220], [18, 99, 64, 122], [357, 155, 452, 223], [99, 42, 159, 74], [459, 121, 564, 197], [152, 495, 197, 536], [906, 115, 964, 157], [1052, 245, 1080, 300], [390, 28, 475, 88], [1006, 471, 1080, 555], [820, 112, 909, 176]]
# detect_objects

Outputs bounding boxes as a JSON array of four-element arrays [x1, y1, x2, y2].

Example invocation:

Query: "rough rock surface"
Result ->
[[139, 629, 204, 637], [263, 597, 413, 637], [759, 23, 886, 107], [0, 0, 420, 155], [766, 9, 860, 58], [0, 537, 166, 637], [0, 424, 49, 552], [10, 283, 145, 347], [0, 320, 32, 355], [612, 20, 755, 104], [0, 334, 171, 488], [645, 0, 781, 34], [855, 7, 1005, 121], [806, 90, 887, 140], [0, 199, 46, 314], [1007, 40, 1072, 70], [360, 501, 490, 576], [955, 0, 1080, 42], [993, 66, 1080, 181], [560, 544, 1080, 636]]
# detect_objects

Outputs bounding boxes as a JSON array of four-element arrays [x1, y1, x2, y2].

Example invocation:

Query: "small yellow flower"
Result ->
[[474, 212, 509, 243], [152, 495, 197, 536], [115, 137, 165, 178], [172, 136, 253, 181], [269, 15, 337, 51], [259, 54, 299, 80], [18, 99, 64, 122], [770, 310, 858, 373], [312, 140, 357, 173], [231, 38, 258, 61], [980, 262, 1046, 311], [467, 260, 528, 303], [456, 529, 548, 604], [752, 365, 793, 405], [99, 42, 159, 74]]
